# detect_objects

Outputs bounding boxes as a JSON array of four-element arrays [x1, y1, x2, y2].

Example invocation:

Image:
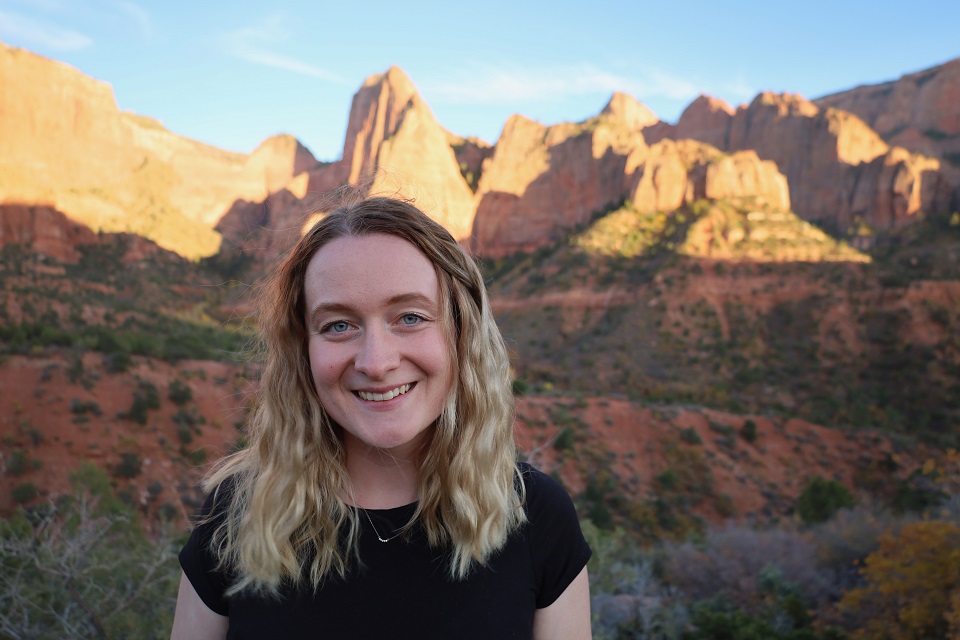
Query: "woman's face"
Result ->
[[303, 233, 454, 458]]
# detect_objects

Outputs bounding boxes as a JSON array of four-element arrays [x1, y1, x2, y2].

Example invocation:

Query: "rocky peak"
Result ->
[[752, 91, 820, 118], [472, 112, 647, 257], [246, 134, 318, 194], [340, 66, 421, 184], [671, 94, 736, 148], [814, 57, 960, 165], [0, 42, 322, 259], [600, 92, 660, 130]]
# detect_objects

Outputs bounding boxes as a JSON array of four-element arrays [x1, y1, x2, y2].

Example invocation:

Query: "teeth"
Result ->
[[358, 384, 411, 402]]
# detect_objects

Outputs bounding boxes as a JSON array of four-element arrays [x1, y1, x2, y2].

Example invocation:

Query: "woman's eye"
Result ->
[[401, 314, 423, 326], [326, 321, 350, 333]]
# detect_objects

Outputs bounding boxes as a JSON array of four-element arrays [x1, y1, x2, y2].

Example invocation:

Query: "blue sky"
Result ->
[[2, 0, 958, 161]]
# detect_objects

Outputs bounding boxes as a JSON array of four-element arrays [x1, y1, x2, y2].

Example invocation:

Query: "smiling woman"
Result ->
[[170, 196, 592, 639], [304, 234, 454, 464]]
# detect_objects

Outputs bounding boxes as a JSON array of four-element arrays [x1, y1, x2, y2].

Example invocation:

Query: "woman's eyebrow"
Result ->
[[385, 292, 438, 308], [307, 302, 354, 325], [307, 293, 437, 323]]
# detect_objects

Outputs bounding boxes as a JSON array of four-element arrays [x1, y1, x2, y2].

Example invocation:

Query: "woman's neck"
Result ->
[[344, 435, 421, 509]]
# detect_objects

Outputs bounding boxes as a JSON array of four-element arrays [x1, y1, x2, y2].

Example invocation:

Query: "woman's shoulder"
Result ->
[[516, 462, 577, 520], [194, 473, 243, 527]]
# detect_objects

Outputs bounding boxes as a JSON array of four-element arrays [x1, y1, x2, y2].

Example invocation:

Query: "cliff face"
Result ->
[[814, 58, 960, 164], [336, 67, 477, 240], [371, 91, 478, 240], [4, 41, 959, 264], [471, 110, 649, 257], [215, 66, 480, 261], [472, 104, 791, 258], [625, 140, 789, 214], [0, 203, 179, 264], [657, 90, 955, 232], [644, 94, 735, 149], [0, 42, 316, 258]]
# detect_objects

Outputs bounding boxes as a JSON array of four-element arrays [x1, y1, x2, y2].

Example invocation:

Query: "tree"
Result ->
[[0, 464, 180, 639], [840, 520, 960, 640], [796, 477, 855, 524]]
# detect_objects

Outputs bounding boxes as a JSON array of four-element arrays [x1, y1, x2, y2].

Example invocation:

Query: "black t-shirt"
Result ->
[[179, 464, 591, 639]]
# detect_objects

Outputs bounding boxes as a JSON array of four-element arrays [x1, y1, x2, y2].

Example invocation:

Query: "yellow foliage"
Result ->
[[840, 520, 960, 640], [948, 589, 960, 640]]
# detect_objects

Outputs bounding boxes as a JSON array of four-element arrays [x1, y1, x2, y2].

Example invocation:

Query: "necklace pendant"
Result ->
[[363, 508, 403, 543]]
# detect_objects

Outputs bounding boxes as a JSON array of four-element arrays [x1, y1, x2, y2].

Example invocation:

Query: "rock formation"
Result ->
[[4, 39, 958, 263], [471, 109, 649, 257], [371, 95, 478, 240], [814, 58, 960, 164], [0, 203, 179, 264], [601, 92, 660, 131], [669, 95, 735, 149], [625, 140, 789, 214], [216, 66, 480, 263], [0, 42, 316, 259], [657, 90, 955, 232]]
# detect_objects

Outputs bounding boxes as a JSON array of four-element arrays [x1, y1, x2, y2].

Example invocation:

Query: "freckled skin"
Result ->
[[304, 234, 453, 463]]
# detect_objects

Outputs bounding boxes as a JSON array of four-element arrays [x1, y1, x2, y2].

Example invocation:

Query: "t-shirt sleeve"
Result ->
[[178, 484, 233, 616], [520, 465, 592, 609]]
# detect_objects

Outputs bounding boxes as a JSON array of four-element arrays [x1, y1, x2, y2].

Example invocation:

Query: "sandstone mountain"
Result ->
[[214, 66, 479, 264], [652, 90, 958, 234], [0, 41, 317, 259], [814, 57, 960, 165], [0, 203, 178, 264], [471, 106, 790, 257], [3, 41, 959, 267]]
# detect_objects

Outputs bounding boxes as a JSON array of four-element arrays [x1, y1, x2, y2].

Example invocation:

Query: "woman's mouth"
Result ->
[[356, 383, 413, 402]]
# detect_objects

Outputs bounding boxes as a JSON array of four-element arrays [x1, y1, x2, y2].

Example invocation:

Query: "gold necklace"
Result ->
[[362, 508, 404, 543]]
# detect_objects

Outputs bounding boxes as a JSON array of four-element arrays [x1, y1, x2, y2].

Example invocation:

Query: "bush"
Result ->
[[7, 449, 29, 476], [665, 525, 834, 615], [70, 399, 103, 417], [176, 425, 193, 445], [122, 381, 161, 425], [680, 427, 703, 445], [0, 464, 180, 637], [112, 452, 142, 479], [12, 482, 37, 504], [186, 448, 208, 465], [167, 379, 192, 405], [740, 419, 758, 443], [554, 427, 575, 451], [796, 476, 855, 524]]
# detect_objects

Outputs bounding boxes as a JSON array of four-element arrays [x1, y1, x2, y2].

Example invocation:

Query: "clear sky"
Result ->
[[2, 0, 958, 161]]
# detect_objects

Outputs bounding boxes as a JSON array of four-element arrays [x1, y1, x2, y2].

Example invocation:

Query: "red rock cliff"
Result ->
[[0, 42, 316, 258]]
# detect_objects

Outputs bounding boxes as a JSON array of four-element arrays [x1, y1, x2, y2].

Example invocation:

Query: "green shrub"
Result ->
[[186, 448, 208, 465], [680, 427, 703, 445], [168, 379, 193, 405], [12, 482, 37, 504], [553, 427, 575, 451], [7, 449, 29, 476], [796, 476, 855, 524], [657, 469, 679, 491], [122, 381, 161, 425], [0, 464, 180, 637], [740, 419, 758, 443], [112, 452, 142, 479], [176, 425, 193, 445], [69, 399, 103, 416]]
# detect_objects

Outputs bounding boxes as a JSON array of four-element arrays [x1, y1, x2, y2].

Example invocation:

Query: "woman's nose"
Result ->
[[353, 329, 400, 379]]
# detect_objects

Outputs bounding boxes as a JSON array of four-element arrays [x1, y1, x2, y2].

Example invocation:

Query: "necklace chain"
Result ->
[[362, 508, 404, 543]]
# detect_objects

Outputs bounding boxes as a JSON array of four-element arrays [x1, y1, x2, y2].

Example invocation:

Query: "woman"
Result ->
[[171, 197, 592, 639]]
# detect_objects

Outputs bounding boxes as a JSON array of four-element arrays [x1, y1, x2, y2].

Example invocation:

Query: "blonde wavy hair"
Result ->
[[203, 196, 525, 595]]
